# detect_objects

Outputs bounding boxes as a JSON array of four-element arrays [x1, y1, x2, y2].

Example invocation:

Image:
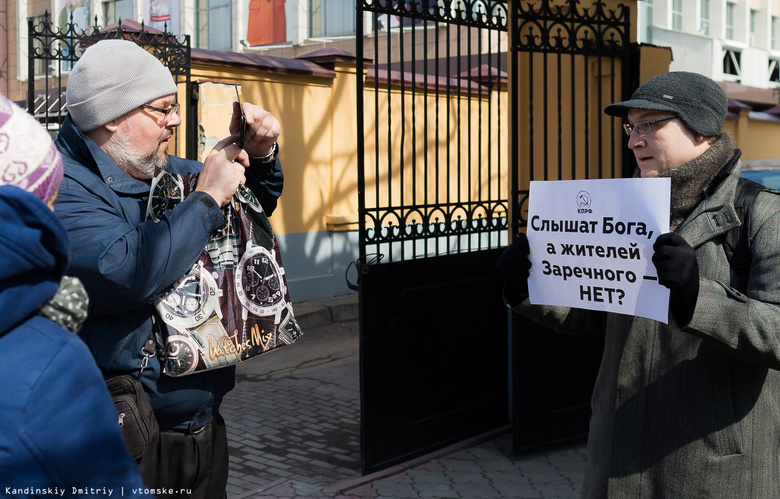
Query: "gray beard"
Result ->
[[104, 132, 170, 179]]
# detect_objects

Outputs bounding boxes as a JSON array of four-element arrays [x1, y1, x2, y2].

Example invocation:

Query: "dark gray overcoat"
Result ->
[[513, 161, 780, 498]]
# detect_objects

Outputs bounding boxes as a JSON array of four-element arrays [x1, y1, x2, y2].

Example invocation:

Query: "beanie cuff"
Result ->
[[68, 71, 176, 131], [66, 40, 178, 131]]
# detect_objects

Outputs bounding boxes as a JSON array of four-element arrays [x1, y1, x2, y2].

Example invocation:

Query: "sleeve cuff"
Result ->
[[502, 283, 529, 309], [187, 191, 225, 232]]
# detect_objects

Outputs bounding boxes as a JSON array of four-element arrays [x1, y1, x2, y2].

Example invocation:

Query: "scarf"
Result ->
[[38, 276, 89, 334], [654, 133, 736, 231]]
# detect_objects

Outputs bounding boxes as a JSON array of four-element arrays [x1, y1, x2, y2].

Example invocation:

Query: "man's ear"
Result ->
[[103, 118, 121, 133], [83, 118, 121, 144]]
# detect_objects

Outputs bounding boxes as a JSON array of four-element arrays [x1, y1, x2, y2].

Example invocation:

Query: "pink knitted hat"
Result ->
[[0, 94, 64, 204]]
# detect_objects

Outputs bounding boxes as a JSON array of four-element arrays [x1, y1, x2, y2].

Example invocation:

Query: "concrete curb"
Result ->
[[323, 424, 513, 495], [292, 293, 359, 329]]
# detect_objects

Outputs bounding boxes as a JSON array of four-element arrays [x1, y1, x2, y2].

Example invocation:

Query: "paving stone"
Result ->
[[373, 479, 417, 498], [223, 297, 589, 499]]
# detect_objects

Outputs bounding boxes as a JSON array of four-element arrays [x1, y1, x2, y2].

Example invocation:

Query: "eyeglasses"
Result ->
[[623, 115, 676, 136], [141, 102, 180, 123]]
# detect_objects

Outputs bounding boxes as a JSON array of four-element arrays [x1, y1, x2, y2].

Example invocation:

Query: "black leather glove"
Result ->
[[497, 234, 532, 303], [652, 232, 700, 324]]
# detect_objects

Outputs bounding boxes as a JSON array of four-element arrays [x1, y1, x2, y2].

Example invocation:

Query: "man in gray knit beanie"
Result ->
[[55, 39, 284, 498], [498, 70, 780, 497], [66, 39, 178, 132]]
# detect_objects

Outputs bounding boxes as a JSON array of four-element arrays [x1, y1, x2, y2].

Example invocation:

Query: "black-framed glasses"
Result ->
[[623, 115, 676, 136], [141, 102, 180, 123]]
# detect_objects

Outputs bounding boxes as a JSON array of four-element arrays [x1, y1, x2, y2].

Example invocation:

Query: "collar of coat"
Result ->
[[662, 133, 737, 230], [677, 148, 743, 250]]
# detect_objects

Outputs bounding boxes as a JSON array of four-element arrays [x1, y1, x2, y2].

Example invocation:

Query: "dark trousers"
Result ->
[[137, 414, 229, 499]]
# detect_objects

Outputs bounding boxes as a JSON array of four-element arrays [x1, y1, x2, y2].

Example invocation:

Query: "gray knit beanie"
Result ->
[[604, 71, 728, 137], [66, 40, 177, 131]]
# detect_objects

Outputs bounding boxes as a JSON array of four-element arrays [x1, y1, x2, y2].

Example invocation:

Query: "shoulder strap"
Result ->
[[138, 307, 160, 379], [725, 177, 765, 277]]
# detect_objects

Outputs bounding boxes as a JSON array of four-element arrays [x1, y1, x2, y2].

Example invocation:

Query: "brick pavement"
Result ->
[[221, 295, 589, 498], [223, 375, 361, 496]]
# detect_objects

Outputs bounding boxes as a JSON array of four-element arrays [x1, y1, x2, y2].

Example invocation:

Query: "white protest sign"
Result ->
[[527, 178, 671, 323]]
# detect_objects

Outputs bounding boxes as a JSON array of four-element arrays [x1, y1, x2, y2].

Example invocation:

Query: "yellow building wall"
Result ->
[[725, 111, 780, 161], [191, 60, 509, 238], [190, 63, 340, 237], [515, 53, 629, 188], [638, 46, 674, 87], [361, 79, 509, 226], [185, 44, 780, 243]]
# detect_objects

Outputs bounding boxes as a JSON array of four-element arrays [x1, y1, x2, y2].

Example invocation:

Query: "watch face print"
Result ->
[[235, 184, 263, 213], [163, 282, 201, 316], [157, 264, 220, 329], [146, 171, 184, 222], [165, 335, 199, 376], [235, 246, 286, 316]]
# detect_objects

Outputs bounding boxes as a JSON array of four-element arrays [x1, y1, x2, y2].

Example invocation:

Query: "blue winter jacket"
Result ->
[[0, 185, 151, 496], [54, 115, 284, 430]]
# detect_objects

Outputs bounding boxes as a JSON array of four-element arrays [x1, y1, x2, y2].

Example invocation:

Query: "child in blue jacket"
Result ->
[[0, 94, 151, 497]]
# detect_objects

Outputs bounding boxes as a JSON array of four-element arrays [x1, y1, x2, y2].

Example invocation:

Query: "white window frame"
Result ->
[[699, 0, 709, 35], [672, 0, 683, 30], [773, 16, 780, 51], [726, 1, 735, 40], [750, 9, 757, 46], [723, 47, 742, 82], [769, 59, 780, 86]]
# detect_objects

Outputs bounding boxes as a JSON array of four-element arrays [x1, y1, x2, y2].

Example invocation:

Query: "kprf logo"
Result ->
[[576, 190, 592, 213]]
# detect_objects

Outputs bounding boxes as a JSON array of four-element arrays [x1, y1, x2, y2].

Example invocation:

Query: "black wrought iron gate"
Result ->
[[508, 0, 631, 454], [356, 0, 631, 474], [27, 14, 195, 159], [356, 0, 511, 474]]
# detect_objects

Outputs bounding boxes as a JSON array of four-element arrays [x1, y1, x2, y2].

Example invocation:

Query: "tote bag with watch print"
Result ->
[[147, 171, 302, 377]]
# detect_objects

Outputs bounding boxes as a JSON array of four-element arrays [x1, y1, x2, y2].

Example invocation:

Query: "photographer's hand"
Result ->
[[195, 135, 248, 207], [231, 102, 280, 160]]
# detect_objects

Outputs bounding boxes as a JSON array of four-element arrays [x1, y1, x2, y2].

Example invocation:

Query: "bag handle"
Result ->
[[139, 312, 159, 380]]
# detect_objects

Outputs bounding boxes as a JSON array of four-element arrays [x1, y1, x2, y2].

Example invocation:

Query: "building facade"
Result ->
[[4, 0, 509, 303], [12, 0, 780, 101], [5, 0, 780, 303], [18, 0, 359, 53], [7, 0, 366, 100], [638, 0, 780, 106]]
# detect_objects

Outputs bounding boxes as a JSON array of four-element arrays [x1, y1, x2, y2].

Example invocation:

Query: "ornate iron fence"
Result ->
[[510, 0, 632, 232], [357, 0, 510, 264], [27, 13, 194, 157]]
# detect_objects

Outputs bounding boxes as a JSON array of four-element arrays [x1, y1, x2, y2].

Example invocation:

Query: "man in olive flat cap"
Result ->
[[498, 71, 780, 497]]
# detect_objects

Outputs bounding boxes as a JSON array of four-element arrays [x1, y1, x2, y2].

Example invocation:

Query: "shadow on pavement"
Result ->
[[223, 313, 361, 497], [221, 295, 589, 498]]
